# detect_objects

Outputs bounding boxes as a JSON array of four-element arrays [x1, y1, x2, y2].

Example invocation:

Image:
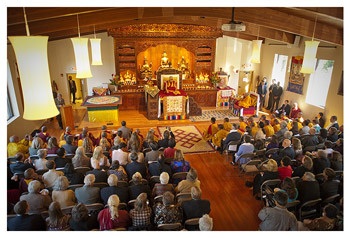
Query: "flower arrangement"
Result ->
[[210, 72, 221, 84], [109, 74, 121, 86]]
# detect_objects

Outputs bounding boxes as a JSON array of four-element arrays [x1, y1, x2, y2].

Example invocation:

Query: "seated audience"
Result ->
[[234, 134, 254, 165], [45, 201, 71, 231], [72, 146, 91, 168], [153, 191, 183, 226], [7, 134, 30, 158], [158, 127, 175, 149], [292, 155, 313, 178], [221, 123, 241, 153], [296, 172, 320, 205], [202, 117, 218, 141], [42, 160, 64, 190], [129, 193, 153, 230], [33, 149, 48, 171], [275, 121, 289, 143], [125, 152, 148, 181], [291, 137, 303, 161], [86, 159, 108, 183], [301, 128, 319, 148], [327, 115, 339, 130], [54, 147, 69, 169], [258, 190, 298, 231], [290, 102, 301, 120], [175, 168, 201, 194], [100, 174, 129, 205], [117, 120, 132, 140], [199, 214, 213, 231], [266, 135, 279, 150], [75, 174, 101, 204], [10, 152, 34, 175], [7, 200, 46, 231], [274, 177, 298, 203], [19, 168, 41, 194], [29, 136, 44, 157], [298, 204, 339, 231], [46, 137, 59, 154], [299, 120, 310, 136], [52, 175, 76, 208], [170, 149, 191, 174], [319, 168, 340, 200], [99, 131, 112, 152], [223, 117, 233, 132], [69, 203, 99, 231], [333, 138, 343, 155], [181, 186, 211, 222], [98, 194, 131, 230], [143, 129, 156, 149], [255, 121, 266, 140], [278, 139, 295, 165], [252, 159, 279, 198], [37, 126, 50, 144], [111, 142, 130, 166], [330, 151, 343, 171], [20, 180, 51, 214], [63, 162, 85, 185], [312, 118, 321, 134], [81, 133, 95, 154], [145, 142, 160, 164], [148, 154, 172, 178], [107, 160, 128, 182], [128, 144, 145, 163], [91, 145, 110, 169], [163, 138, 177, 160], [308, 150, 331, 175], [127, 131, 142, 152], [278, 156, 293, 181], [211, 124, 229, 150], [152, 172, 175, 198], [61, 135, 78, 155], [327, 127, 339, 142], [128, 172, 151, 201]]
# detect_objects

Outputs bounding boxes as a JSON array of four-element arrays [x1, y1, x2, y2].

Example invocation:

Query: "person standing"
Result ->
[[271, 81, 283, 113], [54, 93, 65, 129], [68, 76, 77, 104], [266, 79, 276, 111], [257, 76, 268, 109]]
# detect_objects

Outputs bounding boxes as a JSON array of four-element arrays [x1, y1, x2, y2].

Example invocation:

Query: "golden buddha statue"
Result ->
[[160, 51, 171, 68], [140, 57, 152, 73]]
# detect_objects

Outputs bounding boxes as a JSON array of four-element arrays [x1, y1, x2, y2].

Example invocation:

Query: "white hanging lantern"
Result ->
[[71, 37, 93, 78], [8, 36, 59, 120], [300, 40, 320, 74], [90, 38, 103, 65], [251, 40, 263, 64]]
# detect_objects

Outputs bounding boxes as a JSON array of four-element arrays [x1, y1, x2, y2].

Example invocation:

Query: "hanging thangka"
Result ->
[[287, 56, 305, 94]]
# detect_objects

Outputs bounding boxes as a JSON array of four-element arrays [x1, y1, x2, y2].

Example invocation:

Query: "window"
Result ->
[[271, 54, 288, 87], [7, 60, 19, 124], [305, 59, 334, 108]]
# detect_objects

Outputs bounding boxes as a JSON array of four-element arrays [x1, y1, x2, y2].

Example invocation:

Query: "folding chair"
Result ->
[[239, 159, 261, 178], [157, 223, 182, 231], [264, 148, 279, 159], [74, 166, 91, 175], [260, 179, 281, 203], [298, 198, 322, 221], [303, 145, 316, 153], [85, 203, 104, 216], [184, 217, 200, 231], [224, 140, 241, 162], [176, 192, 192, 204], [93, 182, 109, 189], [67, 184, 84, 191], [321, 194, 340, 208], [285, 200, 300, 214], [171, 172, 188, 185]]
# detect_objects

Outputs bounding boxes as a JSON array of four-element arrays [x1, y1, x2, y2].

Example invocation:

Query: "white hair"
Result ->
[[159, 172, 169, 184], [199, 214, 213, 231]]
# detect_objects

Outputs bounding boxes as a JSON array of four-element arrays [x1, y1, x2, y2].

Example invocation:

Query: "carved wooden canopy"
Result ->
[[108, 24, 223, 39]]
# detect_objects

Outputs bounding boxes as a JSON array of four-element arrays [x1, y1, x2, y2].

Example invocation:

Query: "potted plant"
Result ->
[[108, 74, 121, 93]]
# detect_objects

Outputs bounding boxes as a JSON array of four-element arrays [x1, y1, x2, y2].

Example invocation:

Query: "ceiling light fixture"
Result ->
[[71, 14, 93, 78], [300, 16, 320, 74], [251, 26, 262, 64], [8, 7, 59, 120], [90, 25, 103, 65]]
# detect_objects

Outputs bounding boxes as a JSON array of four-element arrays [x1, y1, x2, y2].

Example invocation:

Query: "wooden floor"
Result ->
[[45, 105, 263, 231]]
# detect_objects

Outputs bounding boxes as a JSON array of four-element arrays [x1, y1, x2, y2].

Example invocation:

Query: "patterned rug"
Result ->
[[157, 125, 215, 154], [189, 109, 237, 122]]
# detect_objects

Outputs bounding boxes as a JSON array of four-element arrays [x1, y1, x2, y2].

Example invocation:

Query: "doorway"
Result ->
[[66, 73, 86, 105]]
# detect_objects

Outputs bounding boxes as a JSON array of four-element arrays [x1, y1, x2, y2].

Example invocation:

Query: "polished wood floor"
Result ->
[[45, 105, 263, 231]]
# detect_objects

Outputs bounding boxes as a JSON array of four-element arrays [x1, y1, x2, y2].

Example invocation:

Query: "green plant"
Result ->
[[109, 74, 121, 86]]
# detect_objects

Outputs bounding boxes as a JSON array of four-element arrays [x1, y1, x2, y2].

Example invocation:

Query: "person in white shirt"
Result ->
[[33, 149, 48, 171], [111, 142, 130, 166]]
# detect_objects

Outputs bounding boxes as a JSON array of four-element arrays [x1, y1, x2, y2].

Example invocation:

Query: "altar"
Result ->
[[81, 95, 122, 123]]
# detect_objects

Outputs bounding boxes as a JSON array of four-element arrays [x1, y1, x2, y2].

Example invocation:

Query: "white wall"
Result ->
[[47, 32, 115, 103]]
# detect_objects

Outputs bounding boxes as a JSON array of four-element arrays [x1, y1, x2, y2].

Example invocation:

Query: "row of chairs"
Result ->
[[259, 177, 342, 221]]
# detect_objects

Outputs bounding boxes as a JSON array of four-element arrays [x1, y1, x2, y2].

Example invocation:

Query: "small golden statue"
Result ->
[[140, 57, 152, 73], [160, 51, 171, 68]]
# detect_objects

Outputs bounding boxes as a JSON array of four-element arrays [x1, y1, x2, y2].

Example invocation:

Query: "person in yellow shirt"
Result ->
[[211, 124, 229, 149], [263, 120, 275, 138], [7, 135, 30, 158], [223, 117, 233, 132], [272, 119, 281, 133], [238, 116, 248, 134], [203, 117, 218, 141]]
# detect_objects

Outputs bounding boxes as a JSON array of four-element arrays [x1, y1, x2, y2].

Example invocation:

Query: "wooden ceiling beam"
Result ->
[[234, 7, 343, 45]]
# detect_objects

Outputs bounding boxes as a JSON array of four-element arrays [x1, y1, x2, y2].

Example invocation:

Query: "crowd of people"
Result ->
[[7, 105, 343, 231], [7, 121, 212, 231]]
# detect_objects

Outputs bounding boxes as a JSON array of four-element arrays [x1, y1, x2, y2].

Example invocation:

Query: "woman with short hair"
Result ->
[[129, 193, 152, 230], [153, 191, 183, 226], [52, 176, 76, 208]]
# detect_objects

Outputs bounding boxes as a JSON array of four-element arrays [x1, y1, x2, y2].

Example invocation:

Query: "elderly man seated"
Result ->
[[7, 135, 30, 158]]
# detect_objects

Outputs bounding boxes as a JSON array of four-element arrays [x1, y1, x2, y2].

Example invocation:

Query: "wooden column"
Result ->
[[60, 105, 74, 129], [146, 94, 159, 120]]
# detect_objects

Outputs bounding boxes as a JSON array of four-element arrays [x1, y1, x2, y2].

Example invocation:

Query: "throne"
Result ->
[[156, 69, 188, 120]]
